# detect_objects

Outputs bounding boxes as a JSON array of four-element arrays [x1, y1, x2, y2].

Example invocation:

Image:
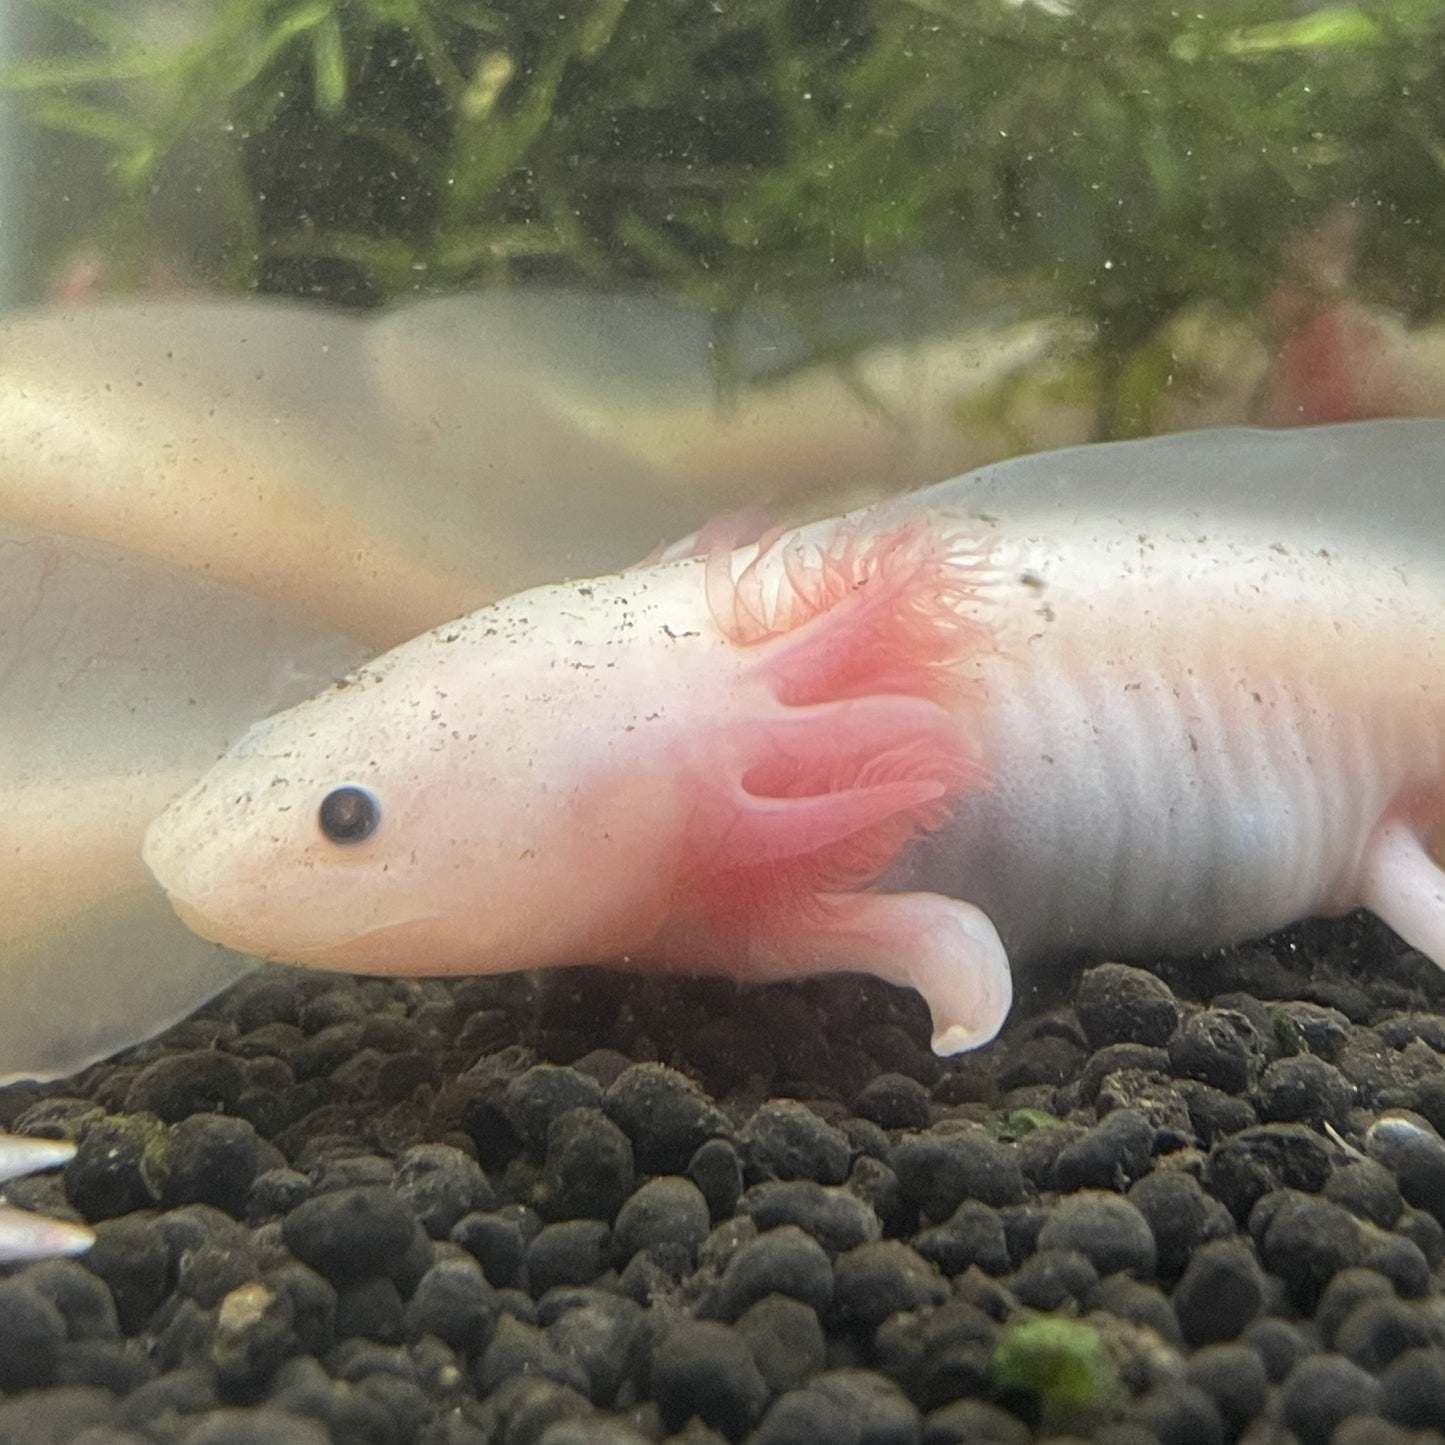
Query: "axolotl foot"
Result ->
[[0, 1135, 93, 1263], [764, 891, 1015, 1056]]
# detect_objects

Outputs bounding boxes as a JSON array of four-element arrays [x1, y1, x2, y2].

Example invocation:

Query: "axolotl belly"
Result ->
[[142, 420, 1445, 1054]]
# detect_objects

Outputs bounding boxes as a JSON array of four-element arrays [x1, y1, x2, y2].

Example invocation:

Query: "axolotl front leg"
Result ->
[[816, 891, 1014, 1054], [661, 521, 1021, 1054], [703, 887, 1015, 1055]]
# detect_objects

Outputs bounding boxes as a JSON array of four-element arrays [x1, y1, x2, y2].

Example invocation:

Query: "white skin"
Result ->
[[145, 422, 1445, 1061]]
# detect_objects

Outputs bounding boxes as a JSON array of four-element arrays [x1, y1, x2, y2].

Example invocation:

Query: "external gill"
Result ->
[[0, 1135, 93, 1262]]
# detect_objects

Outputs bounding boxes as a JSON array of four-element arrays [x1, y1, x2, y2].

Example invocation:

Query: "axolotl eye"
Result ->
[[318, 784, 381, 845]]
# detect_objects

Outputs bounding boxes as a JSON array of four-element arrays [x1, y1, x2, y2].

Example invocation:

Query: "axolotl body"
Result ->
[[142, 420, 1445, 1053]]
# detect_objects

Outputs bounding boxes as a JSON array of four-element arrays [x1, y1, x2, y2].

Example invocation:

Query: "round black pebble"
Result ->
[[1170, 1239, 1265, 1346], [1361, 1233, 1429, 1299], [688, 1138, 744, 1221], [503, 1066, 603, 1151], [651, 1319, 769, 1441], [874, 1299, 996, 1411], [890, 1129, 1026, 1217], [0, 1280, 67, 1392], [1052, 1108, 1155, 1192], [544, 1292, 646, 1406], [1334, 1296, 1436, 1373], [402, 1255, 498, 1353], [1009, 1249, 1097, 1314], [1367, 1111, 1445, 1226], [525, 1219, 612, 1295], [123, 1051, 247, 1121], [1279, 1354, 1382, 1445], [0, 1385, 121, 1443], [1127, 1169, 1216, 1281], [1131, 1382, 1226, 1445], [748, 1387, 855, 1444], [162, 1114, 275, 1217], [22, 1258, 120, 1342], [832, 1240, 949, 1330], [1379, 1346, 1445, 1428], [1035, 1191, 1156, 1277], [281, 1187, 427, 1286], [1076, 963, 1181, 1048], [708, 1224, 833, 1322], [81, 1216, 172, 1334], [922, 1397, 1032, 1445], [1324, 1159, 1404, 1230], [1168, 1010, 1264, 1094], [531, 1107, 635, 1223], [333, 1277, 404, 1344], [805, 1368, 922, 1442], [452, 1207, 537, 1292], [603, 1064, 729, 1174], [742, 1179, 881, 1254], [392, 1143, 495, 1237], [854, 1073, 932, 1131], [1242, 1317, 1310, 1383], [1184, 1342, 1268, 1441], [913, 1199, 1010, 1278], [734, 1294, 826, 1395], [612, 1176, 711, 1267], [477, 1315, 589, 1396], [1254, 1190, 1362, 1309], [1314, 1268, 1395, 1350], [1204, 1124, 1332, 1222], [247, 1169, 312, 1223], [67, 1120, 157, 1219], [1254, 1055, 1355, 1129], [738, 1100, 851, 1184]]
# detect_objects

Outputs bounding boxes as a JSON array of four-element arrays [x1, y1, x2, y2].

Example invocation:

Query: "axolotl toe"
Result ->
[[143, 420, 1445, 1054]]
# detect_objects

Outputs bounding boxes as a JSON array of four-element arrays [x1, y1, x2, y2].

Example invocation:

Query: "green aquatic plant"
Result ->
[[6, 0, 1445, 433], [977, 1105, 1067, 1141], [990, 1314, 1117, 1427]]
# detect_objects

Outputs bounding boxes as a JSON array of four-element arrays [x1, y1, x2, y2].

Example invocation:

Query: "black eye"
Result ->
[[318, 785, 381, 844]]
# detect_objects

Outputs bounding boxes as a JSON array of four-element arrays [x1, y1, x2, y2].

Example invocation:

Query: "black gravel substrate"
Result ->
[[3, 915, 1445, 1445]]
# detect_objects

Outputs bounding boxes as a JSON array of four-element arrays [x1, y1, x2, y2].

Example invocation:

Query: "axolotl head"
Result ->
[[144, 518, 1013, 1056], [142, 564, 728, 975]]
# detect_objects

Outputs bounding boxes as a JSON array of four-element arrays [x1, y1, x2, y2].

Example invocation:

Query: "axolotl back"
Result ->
[[143, 420, 1445, 1053]]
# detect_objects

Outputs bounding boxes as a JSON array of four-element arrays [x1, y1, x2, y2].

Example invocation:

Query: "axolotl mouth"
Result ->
[[158, 888, 444, 971]]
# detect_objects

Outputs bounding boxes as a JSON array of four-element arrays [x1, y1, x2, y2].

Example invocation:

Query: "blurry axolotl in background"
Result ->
[[146, 421, 1445, 1072]]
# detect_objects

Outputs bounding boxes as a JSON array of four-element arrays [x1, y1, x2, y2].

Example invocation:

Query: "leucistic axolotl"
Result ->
[[143, 420, 1445, 1054]]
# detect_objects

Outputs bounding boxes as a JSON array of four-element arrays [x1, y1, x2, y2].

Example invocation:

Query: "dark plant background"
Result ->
[[7, 0, 1445, 435]]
